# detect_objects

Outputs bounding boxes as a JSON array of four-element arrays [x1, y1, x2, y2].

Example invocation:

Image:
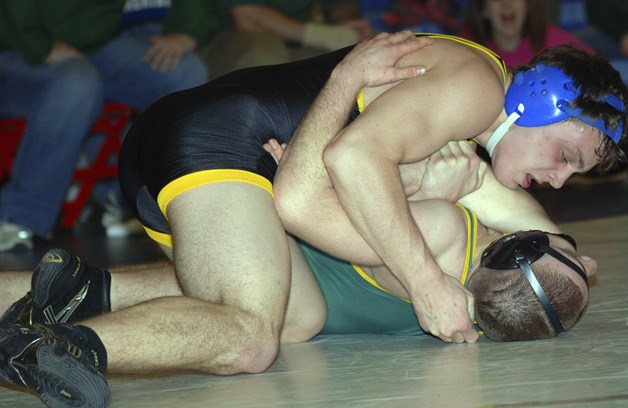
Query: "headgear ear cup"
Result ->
[[486, 64, 625, 157], [505, 63, 624, 141], [505, 64, 578, 126]]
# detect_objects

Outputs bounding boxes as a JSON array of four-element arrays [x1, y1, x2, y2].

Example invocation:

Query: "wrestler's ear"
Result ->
[[578, 255, 598, 277]]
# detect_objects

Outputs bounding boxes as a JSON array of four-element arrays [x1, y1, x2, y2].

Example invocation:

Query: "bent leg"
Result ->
[[0, 239, 323, 345], [84, 182, 291, 375], [0, 260, 180, 318], [109, 261, 181, 311]]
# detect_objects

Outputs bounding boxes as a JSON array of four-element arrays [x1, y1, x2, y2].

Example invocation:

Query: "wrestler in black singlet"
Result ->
[[119, 34, 505, 247]]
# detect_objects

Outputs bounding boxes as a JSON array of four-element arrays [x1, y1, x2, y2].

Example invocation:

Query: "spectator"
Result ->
[[460, 0, 593, 68], [0, 0, 216, 252], [122, 0, 216, 73], [202, 0, 376, 79], [377, 0, 469, 35]]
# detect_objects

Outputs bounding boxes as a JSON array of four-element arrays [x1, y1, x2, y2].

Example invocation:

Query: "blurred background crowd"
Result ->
[[0, 0, 627, 253]]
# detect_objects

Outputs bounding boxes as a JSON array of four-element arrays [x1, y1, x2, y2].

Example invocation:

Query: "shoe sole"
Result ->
[[0, 327, 110, 408], [35, 341, 111, 408]]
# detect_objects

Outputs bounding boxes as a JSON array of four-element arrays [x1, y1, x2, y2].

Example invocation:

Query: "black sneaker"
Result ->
[[0, 249, 111, 326], [0, 323, 110, 408]]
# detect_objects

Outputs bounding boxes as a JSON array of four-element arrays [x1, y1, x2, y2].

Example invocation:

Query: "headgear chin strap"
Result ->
[[485, 63, 624, 157], [485, 103, 524, 157]]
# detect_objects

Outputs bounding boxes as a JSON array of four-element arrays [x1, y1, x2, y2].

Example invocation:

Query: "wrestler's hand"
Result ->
[[263, 138, 288, 164], [419, 141, 488, 202], [413, 273, 478, 344], [145, 34, 197, 72], [334, 30, 433, 89]]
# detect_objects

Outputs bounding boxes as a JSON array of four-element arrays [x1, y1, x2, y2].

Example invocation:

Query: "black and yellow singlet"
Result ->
[[119, 46, 353, 246]]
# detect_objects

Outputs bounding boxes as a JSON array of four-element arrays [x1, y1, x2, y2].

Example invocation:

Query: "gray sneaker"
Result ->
[[0, 221, 33, 252], [100, 191, 143, 238]]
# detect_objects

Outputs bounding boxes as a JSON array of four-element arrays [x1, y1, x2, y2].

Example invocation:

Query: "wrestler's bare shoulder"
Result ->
[[364, 36, 505, 106]]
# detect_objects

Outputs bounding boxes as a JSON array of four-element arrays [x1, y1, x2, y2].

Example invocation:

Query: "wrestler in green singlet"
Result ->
[[300, 204, 478, 336]]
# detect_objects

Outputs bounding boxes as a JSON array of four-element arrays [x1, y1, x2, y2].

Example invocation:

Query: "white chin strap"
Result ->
[[485, 103, 525, 158]]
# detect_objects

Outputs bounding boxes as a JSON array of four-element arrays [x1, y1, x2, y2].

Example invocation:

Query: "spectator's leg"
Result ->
[[0, 52, 102, 239], [89, 22, 208, 111]]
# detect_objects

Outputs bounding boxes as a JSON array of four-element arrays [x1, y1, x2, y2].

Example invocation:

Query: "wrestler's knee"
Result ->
[[202, 309, 281, 375], [231, 323, 280, 374]]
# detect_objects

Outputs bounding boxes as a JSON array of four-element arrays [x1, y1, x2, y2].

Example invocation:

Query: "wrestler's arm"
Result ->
[[275, 31, 432, 266], [457, 168, 560, 233], [411, 142, 560, 233], [321, 62, 502, 343], [277, 41, 502, 342]]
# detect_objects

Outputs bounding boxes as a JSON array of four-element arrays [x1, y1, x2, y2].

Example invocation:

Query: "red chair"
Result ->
[[0, 118, 26, 182], [0, 102, 138, 228]]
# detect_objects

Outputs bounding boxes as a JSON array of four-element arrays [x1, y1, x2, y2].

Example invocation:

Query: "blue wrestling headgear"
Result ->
[[485, 64, 625, 157], [481, 230, 588, 335]]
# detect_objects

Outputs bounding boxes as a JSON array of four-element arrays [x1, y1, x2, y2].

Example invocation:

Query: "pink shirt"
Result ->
[[485, 25, 594, 67]]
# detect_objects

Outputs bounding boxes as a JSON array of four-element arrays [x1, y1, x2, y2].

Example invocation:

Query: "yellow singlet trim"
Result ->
[[355, 34, 507, 112], [144, 226, 173, 248], [357, 89, 365, 113], [419, 33, 508, 85], [157, 169, 273, 217], [351, 204, 477, 301], [151, 169, 273, 248], [352, 263, 408, 301], [455, 203, 478, 286]]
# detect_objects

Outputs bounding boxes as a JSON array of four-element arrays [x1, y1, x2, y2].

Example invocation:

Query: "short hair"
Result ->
[[511, 44, 627, 173], [469, 262, 585, 341]]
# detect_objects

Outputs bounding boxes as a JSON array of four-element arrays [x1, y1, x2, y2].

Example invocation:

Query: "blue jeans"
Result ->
[[0, 23, 208, 238]]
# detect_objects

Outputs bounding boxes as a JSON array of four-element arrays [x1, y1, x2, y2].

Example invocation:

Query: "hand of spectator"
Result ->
[[341, 19, 377, 42], [419, 141, 488, 202], [334, 30, 432, 89], [413, 273, 478, 343], [44, 42, 83, 64], [144, 34, 197, 72], [263, 138, 287, 164]]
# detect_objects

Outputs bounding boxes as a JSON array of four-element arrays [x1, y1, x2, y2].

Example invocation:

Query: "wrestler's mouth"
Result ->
[[521, 174, 533, 188]]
